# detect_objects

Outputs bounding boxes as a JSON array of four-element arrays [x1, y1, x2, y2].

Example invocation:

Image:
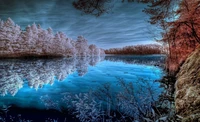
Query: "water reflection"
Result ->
[[0, 56, 105, 96], [40, 77, 165, 122], [105, 55, 165, 67], [0, 55, 168, 121]]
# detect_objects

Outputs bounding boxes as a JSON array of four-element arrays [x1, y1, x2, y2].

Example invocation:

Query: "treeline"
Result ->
[[72, 0, 200, 75], [105, 44, 164, 55], [0, 18, 105, 58], [156, 0, 200, 74]]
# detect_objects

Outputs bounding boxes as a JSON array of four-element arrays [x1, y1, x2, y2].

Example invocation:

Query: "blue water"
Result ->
[[0, 55, 165, 110]]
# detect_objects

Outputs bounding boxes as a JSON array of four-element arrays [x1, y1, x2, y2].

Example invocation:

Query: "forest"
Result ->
[[73, 0, 200, 74], [0, 0, 200, 121], [0, 18, 105, 58], [105, 44, 163, 55], [72, 0, 200, 121]]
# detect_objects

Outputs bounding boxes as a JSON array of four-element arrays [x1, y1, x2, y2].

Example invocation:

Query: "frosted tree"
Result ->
[[37, 29, 49, 54], [30, 23, 43, 54], [89, 44, 104, 56], [52, 32, 62, 55], [30, 23, 38, 46], [0, 19, 4, 28], [37, 24, 42, 30], [47, 27, 53, 35], [0, 18, 21, 43], [4, 17, 14, 26], [23, 25, 34, 54], [0, 18, 105, 57], [46, 27, 55, 54], [89, 44, 96, 56], [31, 23, 38, 34], [100, 48, 105, 55], [89, 44, 101, 56], [6, 18, 20, 41], [75, 36, 89, 56], [58, 32, 68, 54], [58, 33, 78, 57], [64, 38, 77, 56], [3, 20, 21, 55]]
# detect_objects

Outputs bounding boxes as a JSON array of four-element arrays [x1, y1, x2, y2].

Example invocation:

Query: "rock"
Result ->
[[175, 46, 200, 121]]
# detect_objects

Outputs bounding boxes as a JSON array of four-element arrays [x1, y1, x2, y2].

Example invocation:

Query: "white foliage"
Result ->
[[89, 44, 98, 56], [4, 17, 15, 27], [47, 27, 53, 35], [31, 23, 37, 32], [0, 20, 4, 28], [0, 18, 105, 57], [75, 36, 90, 57], [0, 18, 21, 42]]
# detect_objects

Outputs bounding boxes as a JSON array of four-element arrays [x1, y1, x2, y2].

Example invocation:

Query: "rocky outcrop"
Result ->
[[175, 46, 200, 122]]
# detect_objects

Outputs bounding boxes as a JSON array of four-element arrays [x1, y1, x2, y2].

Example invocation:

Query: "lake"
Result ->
[[0, 55, 168, 122]]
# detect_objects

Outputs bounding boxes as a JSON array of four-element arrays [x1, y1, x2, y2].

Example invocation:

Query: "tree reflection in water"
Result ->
[[105, 55, 166, 67], [0, 56, 105, 96], [0, 55, 179, 122]]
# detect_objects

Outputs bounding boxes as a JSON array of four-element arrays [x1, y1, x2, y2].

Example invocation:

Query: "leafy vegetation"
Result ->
[[72, 0, 200, 74], [105, 44, 164, 55], [0, 76, 179, 121], [40, 78, 178, 122], [0, 18, 105, 58]]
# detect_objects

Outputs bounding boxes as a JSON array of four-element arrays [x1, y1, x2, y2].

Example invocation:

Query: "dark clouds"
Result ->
[[0, 0, 160, 49]]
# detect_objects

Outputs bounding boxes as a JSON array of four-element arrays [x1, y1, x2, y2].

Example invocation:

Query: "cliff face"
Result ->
[[175, 46, 200, 122]]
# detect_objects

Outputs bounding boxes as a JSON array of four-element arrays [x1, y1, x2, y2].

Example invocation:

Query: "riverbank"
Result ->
[[157, 45, 200, 122], [175, 46, 200, 122]]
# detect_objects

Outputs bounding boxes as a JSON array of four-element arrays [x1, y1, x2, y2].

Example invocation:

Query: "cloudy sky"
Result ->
[[0, 0, 160, 49]]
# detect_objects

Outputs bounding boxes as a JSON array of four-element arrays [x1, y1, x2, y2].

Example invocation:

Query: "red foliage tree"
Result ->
[[73, 0, 200, 74], [159, 0, 200, 74]]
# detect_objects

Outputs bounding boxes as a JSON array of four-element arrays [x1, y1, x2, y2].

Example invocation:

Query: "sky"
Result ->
[[0, 0, 161, 49]]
